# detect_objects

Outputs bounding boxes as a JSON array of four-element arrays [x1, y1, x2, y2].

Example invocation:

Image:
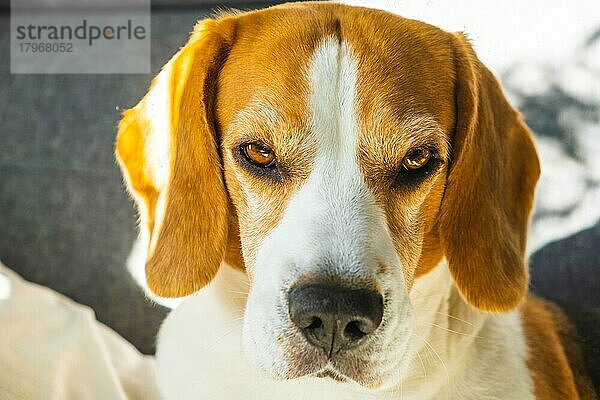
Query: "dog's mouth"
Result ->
[[313, 367, 348, 382], [306, 355, 391, 388], [308, 363, 390, 390]]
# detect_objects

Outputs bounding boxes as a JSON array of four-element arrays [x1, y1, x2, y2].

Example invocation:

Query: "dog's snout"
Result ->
[[288, 284, 384, 356]]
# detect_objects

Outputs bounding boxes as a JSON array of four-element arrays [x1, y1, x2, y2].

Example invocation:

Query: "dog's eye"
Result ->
[[241, 142, 276, 167], [235, 141, 283, 182], [393, 146, 442, 189], [402, 147, 431, 171]]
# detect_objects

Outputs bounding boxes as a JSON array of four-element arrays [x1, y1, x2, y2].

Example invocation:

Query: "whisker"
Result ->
[[436, 312, 475, 327], [227, 290, 250, 296], [229, 274, 251, 287], [427, 323, 484, 339], [206, 326, 237, 351], [412, 333, 450, 385], [410, 292, 448, 301], [416, 349, 427, 380], [400, 370, 403, 400], [228, 296, 250, 302]]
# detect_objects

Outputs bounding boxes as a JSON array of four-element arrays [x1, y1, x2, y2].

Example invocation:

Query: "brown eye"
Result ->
[[242, 143, 276, 167], [402, 148, 432, 170]]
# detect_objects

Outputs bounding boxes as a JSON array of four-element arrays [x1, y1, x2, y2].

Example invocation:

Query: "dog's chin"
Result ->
[[311, 367, 385, 389], [284, 342, 412, 390], [246, 349, 391, 389], [255, 352, 397, 390], [313, 368, 348, 382]]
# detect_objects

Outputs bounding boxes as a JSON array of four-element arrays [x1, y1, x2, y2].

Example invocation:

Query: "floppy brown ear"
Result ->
[[116, 19, 235, 297], [440, 33, 540, 312]]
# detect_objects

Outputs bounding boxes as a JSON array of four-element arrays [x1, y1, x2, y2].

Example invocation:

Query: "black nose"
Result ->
[[288, 284, 384, 357]]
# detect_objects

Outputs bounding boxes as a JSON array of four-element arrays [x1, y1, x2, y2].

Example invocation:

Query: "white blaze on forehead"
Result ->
[[252, 37, 398, 278], [309, 38, 358, 167], [301, 38, 376, 264], [278, 37, 370, 268]]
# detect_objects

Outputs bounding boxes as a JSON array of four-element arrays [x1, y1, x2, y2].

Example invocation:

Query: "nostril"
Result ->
[[344, 320, 366, 342], [306, 317, 323, 331], [302, 317, 326, 344]]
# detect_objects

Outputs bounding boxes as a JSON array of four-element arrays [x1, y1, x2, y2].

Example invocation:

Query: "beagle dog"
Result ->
[[115, 2, 596, 399]]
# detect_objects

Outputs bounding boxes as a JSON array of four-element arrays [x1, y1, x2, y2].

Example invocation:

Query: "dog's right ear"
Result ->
[[116, 19, 236, 298]]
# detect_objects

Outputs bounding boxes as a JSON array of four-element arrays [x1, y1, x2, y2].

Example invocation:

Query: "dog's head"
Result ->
[[116, 2, 539, 389]]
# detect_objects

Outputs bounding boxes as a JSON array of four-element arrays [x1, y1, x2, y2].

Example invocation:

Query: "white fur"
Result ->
[[0, 271, 11, 301], [142, 61, 172, 192]]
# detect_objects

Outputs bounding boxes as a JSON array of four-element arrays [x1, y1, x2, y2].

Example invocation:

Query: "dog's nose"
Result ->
[[288, 284, 384, 356]]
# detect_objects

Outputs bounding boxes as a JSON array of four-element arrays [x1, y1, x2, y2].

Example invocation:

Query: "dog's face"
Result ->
[[218, 22, 455, 387], [116, 2, 539, 389]]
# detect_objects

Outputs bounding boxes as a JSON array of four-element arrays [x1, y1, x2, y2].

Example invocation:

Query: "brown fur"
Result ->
[[521, 297, 597, 399]]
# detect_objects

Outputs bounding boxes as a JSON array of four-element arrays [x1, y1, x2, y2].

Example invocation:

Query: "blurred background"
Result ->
[[0, 1, 598, 382]]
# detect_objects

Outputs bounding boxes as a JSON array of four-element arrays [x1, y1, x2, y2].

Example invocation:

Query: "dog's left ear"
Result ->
[[440, 33, 540, 313], [116, 19, 236, 297]]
